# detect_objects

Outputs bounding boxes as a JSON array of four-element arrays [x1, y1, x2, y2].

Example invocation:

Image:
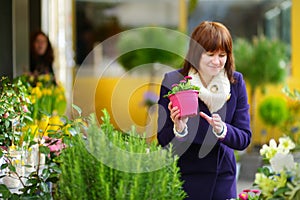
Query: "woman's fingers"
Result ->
[[199, 112, 212, 124], [200, 112, 223, 131]]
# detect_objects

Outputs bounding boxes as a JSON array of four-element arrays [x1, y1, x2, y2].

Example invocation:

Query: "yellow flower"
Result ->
[[46, 115, 63, 135], [36, 82, 42, 88], [38, 115, 50, 136], [62, 124, 71, 136], [31, 87, 42, 98], [255, 173, 276, 198], [42, 88, 52, 96], [44, 74, 51, 82]]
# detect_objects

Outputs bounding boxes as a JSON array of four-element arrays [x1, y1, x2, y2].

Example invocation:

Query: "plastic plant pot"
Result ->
[[168, 90, 199, 118]]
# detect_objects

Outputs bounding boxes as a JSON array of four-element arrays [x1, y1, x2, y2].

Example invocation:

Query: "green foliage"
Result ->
[[117, 27, 187, 71], [234, 36, 288, 91], [0, 76, 32, 147], [163, 76, 200, 98], [281, 87, 300, 151], [0, 104, 85, 199], [258, 96, 288, 127], [55, 110, 186, 200]]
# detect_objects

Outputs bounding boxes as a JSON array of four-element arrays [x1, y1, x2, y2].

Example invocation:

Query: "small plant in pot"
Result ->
[[164, 76, 200, 118]]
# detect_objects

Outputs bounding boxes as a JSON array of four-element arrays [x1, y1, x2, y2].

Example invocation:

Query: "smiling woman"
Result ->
[[157, 21, 252, 200]]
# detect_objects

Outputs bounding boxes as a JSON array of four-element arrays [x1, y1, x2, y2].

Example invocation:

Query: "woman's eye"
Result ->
[[219, 54, 227, 57]]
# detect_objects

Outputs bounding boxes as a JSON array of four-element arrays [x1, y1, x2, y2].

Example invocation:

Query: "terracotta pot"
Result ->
[[168, 90, 199, 118]]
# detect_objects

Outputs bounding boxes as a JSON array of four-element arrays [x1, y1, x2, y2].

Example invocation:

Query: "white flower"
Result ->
[[270, 152, 295, 172], [260, 139, 278, 160], [278, 136, 295, 154]]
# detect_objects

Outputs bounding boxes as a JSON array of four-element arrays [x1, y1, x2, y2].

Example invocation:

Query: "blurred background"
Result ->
[[0, 0, 299, 184]]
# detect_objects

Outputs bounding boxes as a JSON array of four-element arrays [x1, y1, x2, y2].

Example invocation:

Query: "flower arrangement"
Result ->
[[18, 74, 67, 121], [0, 104, 86, 199], [163, 76, 200, 98], [253, 136, 300, 199], [236, 189, 261, 200], [164, 76, 200, 117]]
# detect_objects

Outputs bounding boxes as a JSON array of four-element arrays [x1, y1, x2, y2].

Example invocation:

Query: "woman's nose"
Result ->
[[211, 55, 221, 65]]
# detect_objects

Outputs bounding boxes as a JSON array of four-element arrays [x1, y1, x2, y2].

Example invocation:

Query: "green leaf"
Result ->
[[1, 163, 8, 170], [26, 178, 38, 185], [39, 146, 51, 154], [40, 181, 49, 193], [0, 184, 11, 198], [72, 104, 82, 116], [42, 168, 50, 180]]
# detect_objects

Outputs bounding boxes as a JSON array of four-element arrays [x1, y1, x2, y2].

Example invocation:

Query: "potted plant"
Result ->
[[258, 96, 288, 141], [164, 76, 200, 118], [233, 36, 288, 131], [54, 110, 186, 200]]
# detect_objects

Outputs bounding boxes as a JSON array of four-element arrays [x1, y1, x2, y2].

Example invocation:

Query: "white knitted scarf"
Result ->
[[188, 68, 231, 113]]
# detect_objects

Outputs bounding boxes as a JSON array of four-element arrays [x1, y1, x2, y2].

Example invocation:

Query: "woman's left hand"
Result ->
[[200, 112, 224, 134]]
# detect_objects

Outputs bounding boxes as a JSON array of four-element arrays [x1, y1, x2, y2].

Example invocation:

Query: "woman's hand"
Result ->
[[200, 112, 224, 134], [168, 101, 188, 132]]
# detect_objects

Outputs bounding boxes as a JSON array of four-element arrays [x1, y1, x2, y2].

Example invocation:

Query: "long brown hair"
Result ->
[[182, 21, 235, 83], [29, 30, 54, 74]]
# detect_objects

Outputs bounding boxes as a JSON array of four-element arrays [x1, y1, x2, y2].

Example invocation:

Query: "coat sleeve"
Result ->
[[222, 72, 252, 150], [157, 73, 175, 147]]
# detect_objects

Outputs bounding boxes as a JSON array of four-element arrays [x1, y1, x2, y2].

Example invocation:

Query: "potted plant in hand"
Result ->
[[164, 76, 200, 117]]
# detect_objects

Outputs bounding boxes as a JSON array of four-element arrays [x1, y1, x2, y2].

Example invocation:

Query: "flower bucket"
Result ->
[[168, 90, 199, 118]]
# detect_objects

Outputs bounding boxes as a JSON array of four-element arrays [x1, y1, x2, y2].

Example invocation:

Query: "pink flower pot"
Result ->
[[168, 90, 199, 118]]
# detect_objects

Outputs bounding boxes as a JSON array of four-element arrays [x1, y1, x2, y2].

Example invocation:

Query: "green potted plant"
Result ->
[[54, 110, 186, 200], [164, 76, 200, 118], [234, 36, 288, 131], [117, 27, 186, 72], [258, 96, 288, 139]]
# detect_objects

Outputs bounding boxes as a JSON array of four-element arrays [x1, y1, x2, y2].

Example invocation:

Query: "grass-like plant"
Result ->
[[54, 110, 186, 200]]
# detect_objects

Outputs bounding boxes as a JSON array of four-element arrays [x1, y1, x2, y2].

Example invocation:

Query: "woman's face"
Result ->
[[198, 50, 227, 77], [34, 34, 48, 56]]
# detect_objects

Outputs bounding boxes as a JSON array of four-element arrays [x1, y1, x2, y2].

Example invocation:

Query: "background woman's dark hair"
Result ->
[[182, 21, 236, 83], [29, 30, 54, 74]]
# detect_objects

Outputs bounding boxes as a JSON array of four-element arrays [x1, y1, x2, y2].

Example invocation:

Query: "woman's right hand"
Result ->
[[168, 101, 188, 132]]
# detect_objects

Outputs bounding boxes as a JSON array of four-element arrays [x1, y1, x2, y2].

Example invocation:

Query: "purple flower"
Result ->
[[144, 91, 158, 103]]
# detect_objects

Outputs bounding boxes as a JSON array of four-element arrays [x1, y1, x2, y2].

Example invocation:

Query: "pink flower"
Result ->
[[22, 105, 29, 113], [44, 137, 66, 156], [184, 76, 192, 80], [3, 112, 9, 118], [180, 80, 186, 83], [251, 189, 261, 194], [238, 192, 248, 200], [242, 189, 251, 193], [171, 84, 179, 88]]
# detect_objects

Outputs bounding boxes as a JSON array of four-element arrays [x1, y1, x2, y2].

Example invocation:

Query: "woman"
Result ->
[[30, 30, 55, 76], [157, 21, 252, 199]]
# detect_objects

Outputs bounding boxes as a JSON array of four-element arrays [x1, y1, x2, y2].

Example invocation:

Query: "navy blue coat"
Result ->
[[157, 70, 252, 200]]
